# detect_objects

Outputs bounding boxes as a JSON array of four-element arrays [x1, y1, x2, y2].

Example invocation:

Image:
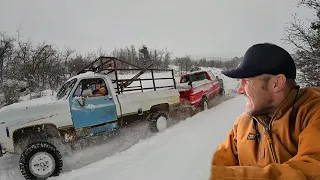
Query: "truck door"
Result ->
[[69, 78, 118, 137]]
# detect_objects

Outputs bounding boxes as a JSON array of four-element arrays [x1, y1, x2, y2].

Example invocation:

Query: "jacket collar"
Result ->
[[271, 86, 300, 121]]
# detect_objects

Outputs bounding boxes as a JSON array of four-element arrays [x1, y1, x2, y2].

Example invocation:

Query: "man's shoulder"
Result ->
[[303, 87, 320, 96], [299, 87, 320, 106], [298, 87, 320, 121], [234, 112, 251, 125]]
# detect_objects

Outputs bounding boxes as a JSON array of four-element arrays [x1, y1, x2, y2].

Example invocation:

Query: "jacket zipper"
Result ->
[[257, 127, 262, 160], [253, 118, 263, 160], [270, 142, 277, 163], [265, 125, 278, 163], [254, 117, 278, 163]]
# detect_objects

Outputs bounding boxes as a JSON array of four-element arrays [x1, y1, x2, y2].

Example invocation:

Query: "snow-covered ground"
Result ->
[[0, 66, 241, 180], [50, 95, 245, 180]]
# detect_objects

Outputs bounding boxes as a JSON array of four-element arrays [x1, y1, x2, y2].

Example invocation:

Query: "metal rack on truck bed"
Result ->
[[77, 56, 177, 94]]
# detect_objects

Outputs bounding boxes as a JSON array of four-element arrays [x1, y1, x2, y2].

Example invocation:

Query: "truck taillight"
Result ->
[[190, 95, 195, 101]]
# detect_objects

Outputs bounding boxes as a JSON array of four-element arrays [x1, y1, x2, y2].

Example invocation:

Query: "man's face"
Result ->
[[96, 83, 102, 90], [237, 75, 273, 116]]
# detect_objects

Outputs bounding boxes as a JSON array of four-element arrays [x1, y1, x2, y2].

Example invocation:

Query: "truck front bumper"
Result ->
[[0, 137, 14, 155]]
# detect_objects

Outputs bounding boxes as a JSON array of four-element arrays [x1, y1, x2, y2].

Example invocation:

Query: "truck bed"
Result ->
[[116, 89, 180, 116]]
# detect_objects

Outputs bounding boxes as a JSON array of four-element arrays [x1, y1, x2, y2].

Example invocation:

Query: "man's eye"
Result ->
[[244, 79, 252, 85]]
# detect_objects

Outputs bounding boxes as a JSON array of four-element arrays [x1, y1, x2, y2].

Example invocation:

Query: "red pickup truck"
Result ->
[[177, 70, 224, 112]]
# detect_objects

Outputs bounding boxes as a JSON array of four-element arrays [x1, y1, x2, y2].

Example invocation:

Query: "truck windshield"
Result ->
[[181, 73, 207, 83], [56, 78, 77, 100]]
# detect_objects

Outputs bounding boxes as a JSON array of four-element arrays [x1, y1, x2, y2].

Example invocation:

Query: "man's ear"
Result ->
[[272, 74, 286, 92]]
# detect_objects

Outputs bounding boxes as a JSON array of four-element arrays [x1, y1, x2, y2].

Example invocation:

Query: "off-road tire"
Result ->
[[149, 111, 170, 133], [19, 142, 63, 180]]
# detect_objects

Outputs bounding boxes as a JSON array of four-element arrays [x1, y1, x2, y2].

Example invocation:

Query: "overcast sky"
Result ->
[[0, 0, 315, 58]]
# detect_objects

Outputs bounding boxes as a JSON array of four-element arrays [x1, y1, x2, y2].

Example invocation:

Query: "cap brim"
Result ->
[[221, 67, 261, 79]]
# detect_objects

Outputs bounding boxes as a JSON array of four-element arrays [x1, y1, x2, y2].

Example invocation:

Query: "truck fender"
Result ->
[[150, 103, 169, 113], [12, 124, 62, 153]]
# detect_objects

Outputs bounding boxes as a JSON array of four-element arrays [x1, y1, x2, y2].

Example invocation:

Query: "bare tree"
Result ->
[[0, 32, 15, 82], [0, 32, 175, 107], [283, 0, 320, 86], [173, 56, 194, 75], [162, 51, 171, 69], [110, 45, 172, 70]]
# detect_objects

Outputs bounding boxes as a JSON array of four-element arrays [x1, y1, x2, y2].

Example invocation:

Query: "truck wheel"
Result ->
[[201, 98, 209, 111], [202, 100, 208, 111], [19, 142, 63, 180], [219, 88, 225, 95], [149, 111, 170, 133]]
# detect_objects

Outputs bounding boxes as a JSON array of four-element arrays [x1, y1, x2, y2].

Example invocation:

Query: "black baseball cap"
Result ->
[[222, 43, 296, 79]]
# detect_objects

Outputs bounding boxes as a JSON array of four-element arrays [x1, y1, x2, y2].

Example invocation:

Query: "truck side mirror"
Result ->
[[107, 94, 113, 100], [75, 97, 85, 106], [188, 81, 193, 87]]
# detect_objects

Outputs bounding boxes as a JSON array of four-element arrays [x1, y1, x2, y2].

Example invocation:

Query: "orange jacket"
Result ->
[[210, 87, 320, 180], [93, 87, 107, 97]]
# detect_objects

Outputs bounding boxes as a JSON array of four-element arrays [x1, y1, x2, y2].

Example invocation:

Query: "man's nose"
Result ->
[[237, 81, 245, 94]]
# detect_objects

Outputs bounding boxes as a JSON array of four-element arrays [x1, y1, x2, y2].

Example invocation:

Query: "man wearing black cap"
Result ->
[[210, 43, 320, 180]]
